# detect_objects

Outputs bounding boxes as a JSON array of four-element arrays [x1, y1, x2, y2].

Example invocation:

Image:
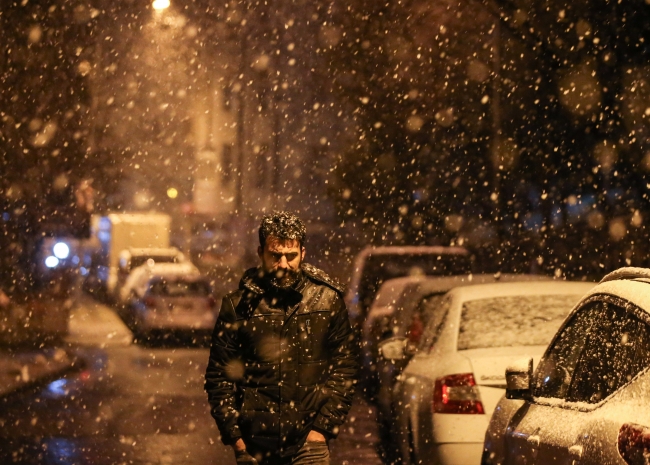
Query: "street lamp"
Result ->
[[152, 0, 170, 10]]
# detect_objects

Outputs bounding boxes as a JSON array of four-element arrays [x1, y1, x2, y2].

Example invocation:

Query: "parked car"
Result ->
[[81, 213, 174, 300], [360, 274, 432, 389], [119, 261, 199, 304], [114, 247, 186, 301], [345, 245, 472, 327], [362, 274, 550, 425], [119, 262, 215, 337], [483, 267, 650, 465], [381, 280, 595, 465]]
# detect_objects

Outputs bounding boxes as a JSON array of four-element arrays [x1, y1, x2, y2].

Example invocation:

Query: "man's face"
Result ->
[[258, 236, 305, 287]]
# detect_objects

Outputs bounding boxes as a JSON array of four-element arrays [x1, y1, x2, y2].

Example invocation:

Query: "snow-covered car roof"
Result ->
[[346, 245, 471, 303], [599, 266, 650, 283], [122, 246, 182, 257], [407, 273, 553, 294], [363, 274, 556, 341], [447, 280, 596, 302], [372, 275, 432, 307], [122, 262, 201, 299], [371, 273, 552, 312], [354, 245, 469, 257], [585, 277, 650, 315], [135, 262, 199, 278]]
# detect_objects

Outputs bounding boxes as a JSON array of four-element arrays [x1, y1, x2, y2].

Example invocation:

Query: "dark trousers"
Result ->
[[236, 440, 330, 465]]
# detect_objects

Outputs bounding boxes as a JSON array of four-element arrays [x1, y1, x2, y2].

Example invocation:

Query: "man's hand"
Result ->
[[233, 438, 247, 452], [233, 439, 258, 465], [306, 430, 327, 442], [0, 290, 10, 308]]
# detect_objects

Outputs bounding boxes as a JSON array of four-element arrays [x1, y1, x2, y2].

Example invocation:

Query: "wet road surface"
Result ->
[[0, 346, 233, 464], [0, 295, 385, 465]]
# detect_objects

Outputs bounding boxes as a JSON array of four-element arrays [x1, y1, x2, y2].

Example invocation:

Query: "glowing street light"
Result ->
[[53, 242, 70, 259], [153, 0, 170, 10]]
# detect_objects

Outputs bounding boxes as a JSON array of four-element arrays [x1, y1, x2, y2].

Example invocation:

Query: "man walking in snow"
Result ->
[[205, 211, 358, 465]]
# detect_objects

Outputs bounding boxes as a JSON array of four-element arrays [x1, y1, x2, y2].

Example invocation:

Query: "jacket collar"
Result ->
[[239, 267, 266, 295], [239, 263, 343, 296], [239, 266, 307, 296]]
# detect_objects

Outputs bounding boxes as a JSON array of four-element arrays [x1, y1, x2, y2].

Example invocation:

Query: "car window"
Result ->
[[124, 269, 144, 292], [458, 294, 583, 351], [532, 304, 598, 399], [567, 302, 650, 404], [373, 283, 409, 308], [420, 294, 452, 350], [357, 253, 471, 314], [386, 290, 439, 338], [406, 292, 446, 345]]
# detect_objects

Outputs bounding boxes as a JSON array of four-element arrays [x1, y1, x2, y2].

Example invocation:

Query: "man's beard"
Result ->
[[267, 267, 301, 289]]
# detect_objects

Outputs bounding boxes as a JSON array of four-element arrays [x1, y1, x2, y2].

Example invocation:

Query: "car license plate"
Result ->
[[173, 304, 195, 313]]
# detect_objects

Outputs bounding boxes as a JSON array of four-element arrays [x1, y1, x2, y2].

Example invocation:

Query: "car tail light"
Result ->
[[618, 423, 650, 464], [433, 373, 485, 414], [143, 296, 157, 308]]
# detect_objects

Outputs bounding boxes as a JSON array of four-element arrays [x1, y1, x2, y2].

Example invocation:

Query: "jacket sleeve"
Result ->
[[312, 292, 360, 438], [204, 295, 243, 445]]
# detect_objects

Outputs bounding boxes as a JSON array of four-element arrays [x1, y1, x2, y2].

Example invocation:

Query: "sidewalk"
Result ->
[[0, 294, 130, 399], [66, 294, 133, 347], [0, 346, 79, 398], [330, 393, 385, 465]]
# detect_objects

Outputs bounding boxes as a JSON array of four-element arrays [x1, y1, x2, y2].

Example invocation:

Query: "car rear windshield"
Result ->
[[149, 279, 211, 297], [457, 294, 582, 350]]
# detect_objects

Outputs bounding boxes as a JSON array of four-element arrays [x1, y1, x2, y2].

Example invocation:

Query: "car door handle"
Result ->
[[569, 444, 583, 463]]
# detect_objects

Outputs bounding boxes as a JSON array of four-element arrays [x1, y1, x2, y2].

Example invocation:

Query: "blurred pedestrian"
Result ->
[[0, 289, 9, 309], [205, 211, 358, 465]]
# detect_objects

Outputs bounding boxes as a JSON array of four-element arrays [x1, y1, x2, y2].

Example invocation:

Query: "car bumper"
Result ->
[[431, 442, 483, 465], [142, 311, 216, 330]]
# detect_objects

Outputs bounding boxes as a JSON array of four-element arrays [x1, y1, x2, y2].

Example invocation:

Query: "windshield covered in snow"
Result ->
[[457, 294, 583, 350]]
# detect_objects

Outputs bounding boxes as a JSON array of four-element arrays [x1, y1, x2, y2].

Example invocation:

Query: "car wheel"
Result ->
[[116, 301, 128, 320], [131, 314, 149, 344]]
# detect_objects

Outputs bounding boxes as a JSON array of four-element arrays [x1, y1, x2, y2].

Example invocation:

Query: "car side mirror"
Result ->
[[505, 357, 533, 400], [378, 337, 408, 361]]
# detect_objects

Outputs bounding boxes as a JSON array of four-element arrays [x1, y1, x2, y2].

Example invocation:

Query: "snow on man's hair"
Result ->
[[258, 211, 307, 248]]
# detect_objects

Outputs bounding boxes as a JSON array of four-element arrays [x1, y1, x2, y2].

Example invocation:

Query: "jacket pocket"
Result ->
[[297, 311, 330, 362], [297, 360, 328, 386]]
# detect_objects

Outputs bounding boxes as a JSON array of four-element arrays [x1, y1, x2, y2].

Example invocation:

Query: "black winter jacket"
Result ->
[[204, 263, 359, 456]]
